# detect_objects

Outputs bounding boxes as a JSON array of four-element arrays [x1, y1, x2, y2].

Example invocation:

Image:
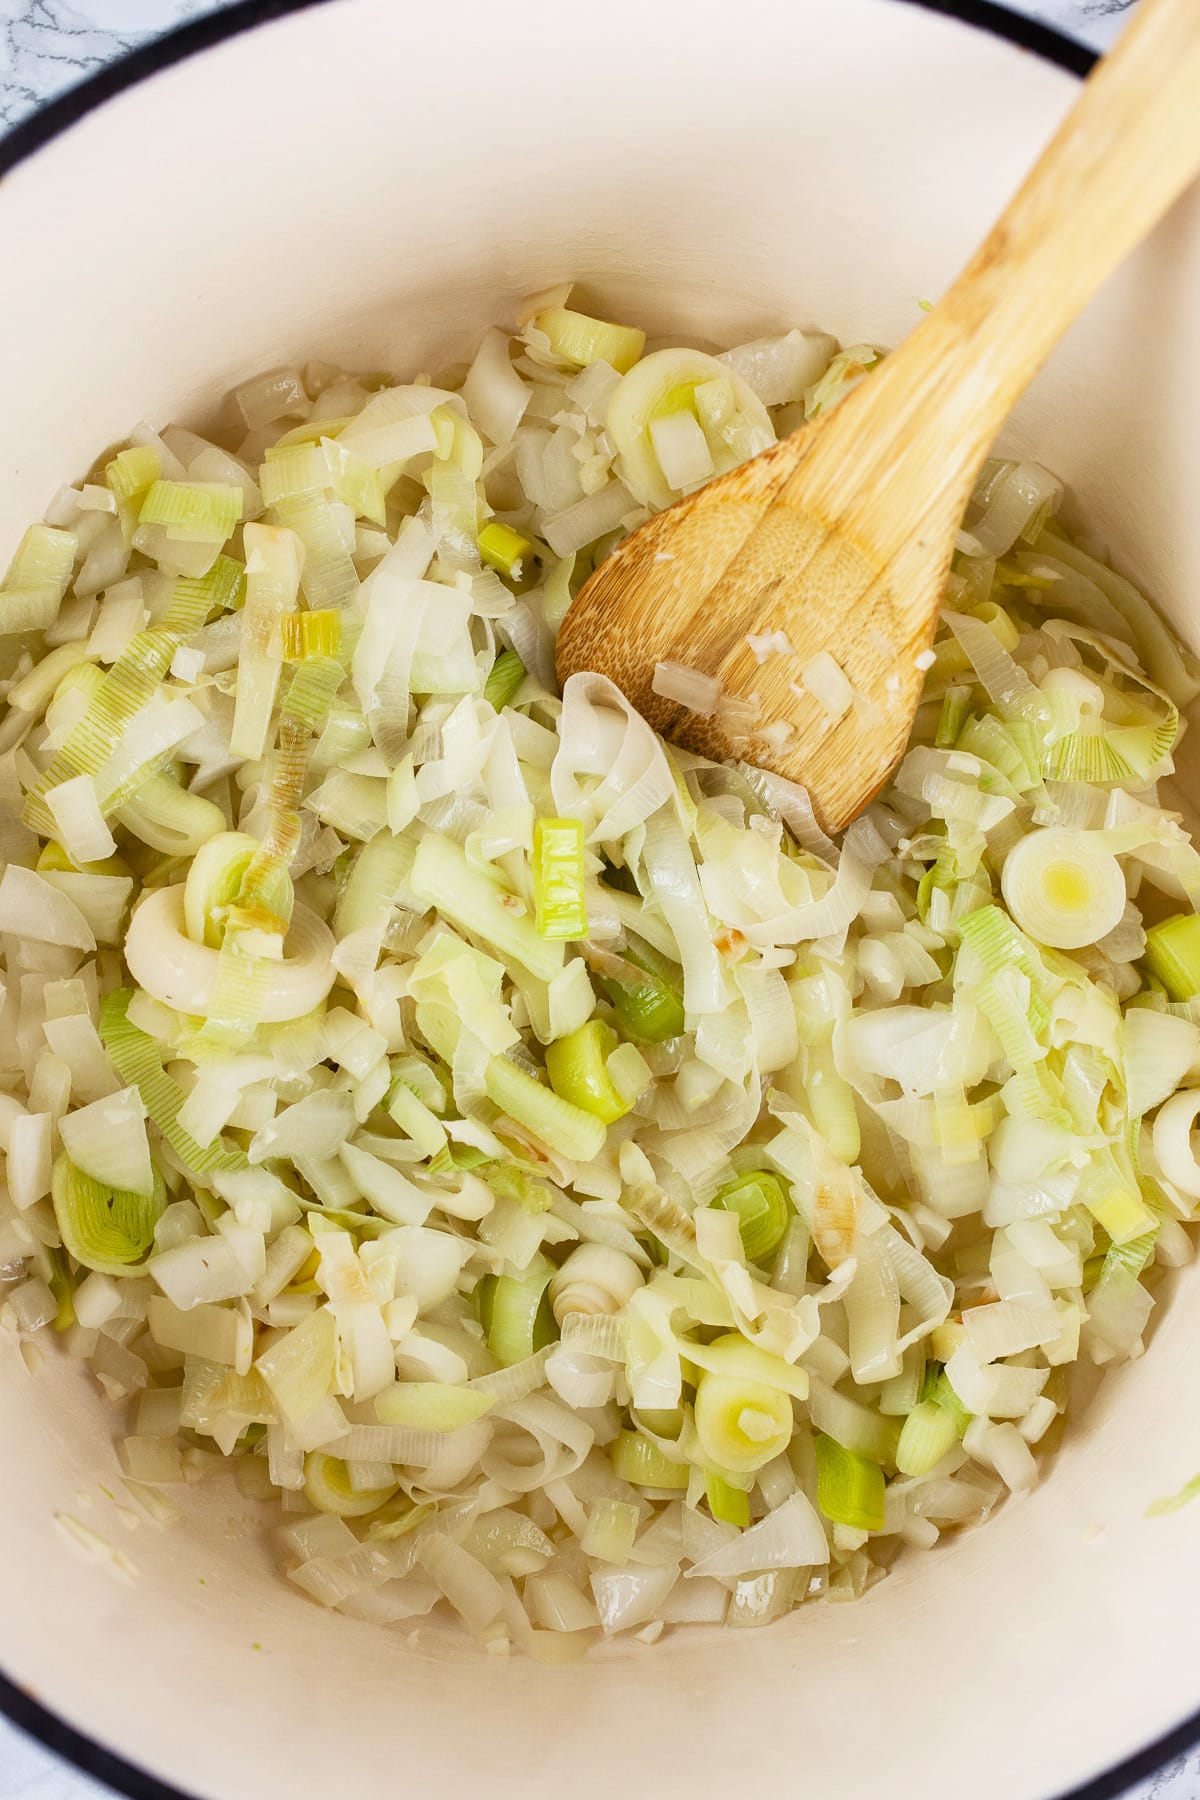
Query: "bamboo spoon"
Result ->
[[556, 0, 1200, 833]]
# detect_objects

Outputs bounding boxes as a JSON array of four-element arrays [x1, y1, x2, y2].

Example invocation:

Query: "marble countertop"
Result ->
[[0, 1, 1192, 1797]]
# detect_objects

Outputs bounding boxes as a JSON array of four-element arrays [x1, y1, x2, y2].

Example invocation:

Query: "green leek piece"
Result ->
[[336, 829, 417, 940], [483, 648, 527, 712], [417, 997, 606, 1162], [98, 989, 247, 1175], [806, 1046, 861, 1164], [385, 1079, 448, 1159], [272, 494, 360, 611], [184, 831, 294, 948], [23, 573, 218, 835], [478, 522, 533, 580], [597, 936, 685, 1044], [1082, 1175, 1156, 1247], [37, 838, 128, 880], [51, 1154, 166, 1277], [713, 1170, 790, 1264], [916, 843, 958, 925], [0, 588, 62, 635], [105, 444, 161, 507], [259, 443, 331, 507], [919, 1365, 971, 1436], [484, 1162, 557, 1214], [1144, 913, 1200, 1002], [958, 905, 1047, 993], [191, 554, 246, 615], [46, 1247, 76, 1332], [138, 480, 243, 543], [375, 1383, 495, 1431], [610, 1429, 690, 1489], [323, 438, 387, 527], [365, 1499, 439, 1543], [895, 1400, 959, 1478], [228, 653, 342, 936], [280, 608, 342, 662], [389, 1050, 450, 1116], [958, 904, 1050, 1037], [532, 816, 587, 940], [814, 1433, 886, 1532], [544, 1019, 628, 1124], [303, 1452, 397, 1518], [935, 686, 972, 749], [534, 305, 646, 375], [1101, 1222, 1158, 1284], [483, 1055, 607, 1163], [1147, 1473, 1200, 1518], [0, 525, 77, 634], [231, 523, 303, 762], [638, 1406, 685, 1440], [481, 1254, 559, 1366], [410, 832, 564, 982], [705, 1469, 751, 1527], [694, 1369, 793, 1473], [426, 1142, 489, 1178], [3, 530, 79, 618]]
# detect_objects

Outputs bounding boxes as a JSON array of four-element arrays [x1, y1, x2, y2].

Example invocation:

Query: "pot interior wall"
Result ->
[[2, 3, 1200, 1797]]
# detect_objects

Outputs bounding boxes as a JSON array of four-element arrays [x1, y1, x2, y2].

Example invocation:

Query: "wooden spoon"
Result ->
[[556, 0, 1200, 833]]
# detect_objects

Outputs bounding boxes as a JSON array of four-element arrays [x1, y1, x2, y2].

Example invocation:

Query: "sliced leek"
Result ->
[[51, 1154, 166, 1277], [2, 298, 1198, 1657], [1000, 828, 1127, 950]]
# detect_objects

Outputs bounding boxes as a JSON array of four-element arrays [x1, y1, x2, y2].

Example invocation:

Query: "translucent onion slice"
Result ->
[[606, 348, 773, 510], [124, 886, 335, 1021], [1152, 1088, 1200, 1198], [1000, 828, 1127, 950]]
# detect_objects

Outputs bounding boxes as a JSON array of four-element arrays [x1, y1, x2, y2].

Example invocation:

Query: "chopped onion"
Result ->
[[651, 660, 723, 718], [799, 650, 854, 720], [0, 293, 1195, 1658]]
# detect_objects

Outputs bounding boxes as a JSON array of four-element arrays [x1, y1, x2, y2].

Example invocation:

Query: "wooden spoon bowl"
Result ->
[[557, 0, 1200, 832]]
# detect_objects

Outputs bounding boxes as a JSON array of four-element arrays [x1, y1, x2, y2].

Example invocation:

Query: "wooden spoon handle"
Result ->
[[792, 0, 1200, 557]]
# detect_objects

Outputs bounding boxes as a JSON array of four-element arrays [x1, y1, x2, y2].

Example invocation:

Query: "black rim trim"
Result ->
[[0, 1669, 197, 1800], [5, 5, 1190, 1800]]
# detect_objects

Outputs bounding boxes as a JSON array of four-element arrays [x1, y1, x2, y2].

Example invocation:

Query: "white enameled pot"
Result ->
[[1, 3, 1199, 1796]]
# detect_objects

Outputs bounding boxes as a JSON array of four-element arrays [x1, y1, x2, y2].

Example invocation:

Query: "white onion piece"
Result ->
[[44, 775, 116, 865], [0, 865, 96, 951], [1152, 1088, 1200, 1198], [652, 660, 723, 718], [1124, 1010, 1200, 1118], [590, 1562, 677, 1632], [742, 815, 889, 947], [684, 1492, 830, 1578], [124, 887, 335, 1022], [799, 650, 854, 721], [717, 328, 837, 407], [735, 762, 840, 864], [647, 411, 714, 491], [968, 460, 1062, 560], [542, 479, 634, 558], [551, 672, 674, 845], [460, 327, 530, 448], [59, 1087, 152, 1198]]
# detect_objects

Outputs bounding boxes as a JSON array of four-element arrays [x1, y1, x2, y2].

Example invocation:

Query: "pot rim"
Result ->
[[1, 5, 1182, 1799]]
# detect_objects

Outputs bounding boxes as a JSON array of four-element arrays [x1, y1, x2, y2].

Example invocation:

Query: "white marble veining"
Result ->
[[0, 1, 1193, 1797]]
